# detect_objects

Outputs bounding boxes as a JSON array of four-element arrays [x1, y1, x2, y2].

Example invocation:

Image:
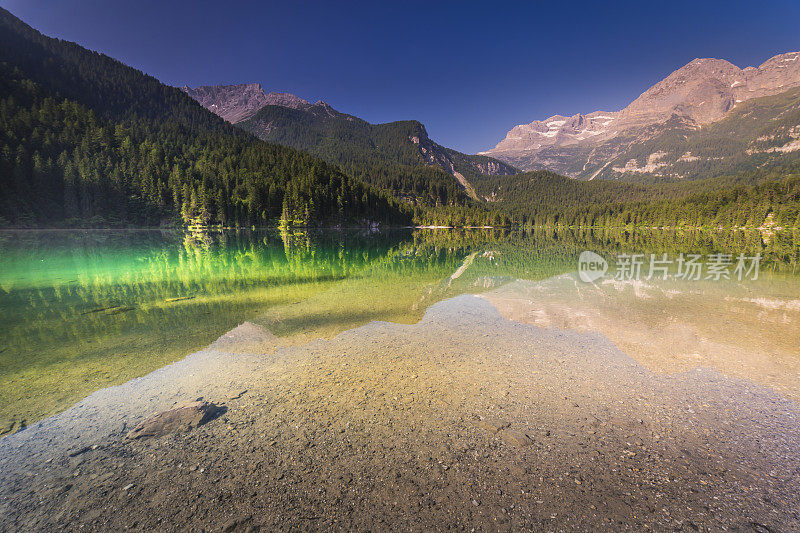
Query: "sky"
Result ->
[[2, 0, 800, 154]]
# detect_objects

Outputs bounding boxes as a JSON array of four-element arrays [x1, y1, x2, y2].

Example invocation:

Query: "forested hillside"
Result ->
[[236, 103, 517, 207], [0, 8, 408, 227], [1, 6, 797, 231], [473, 165, 800, 228]]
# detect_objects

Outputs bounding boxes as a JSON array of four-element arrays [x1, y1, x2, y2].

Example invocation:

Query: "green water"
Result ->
[[1, 227, 798, 434]]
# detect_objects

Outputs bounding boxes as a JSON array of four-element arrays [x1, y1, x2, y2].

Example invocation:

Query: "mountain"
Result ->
[[182, 83, 518, 204], [181, 83, 309, 123], [482, 52, 800, 181], [2, 5, 795, 231], [0, 8, 408, 227]]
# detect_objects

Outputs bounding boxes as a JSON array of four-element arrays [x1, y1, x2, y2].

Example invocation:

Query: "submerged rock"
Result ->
[[210, 321, 280, 353], [125, 401, 217, 440], [0, 418, 26, 437]]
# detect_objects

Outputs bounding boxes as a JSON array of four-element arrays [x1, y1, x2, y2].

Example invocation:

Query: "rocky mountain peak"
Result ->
[[263, 92, 309, 110], [409, 120, 429, 139], [482, 51, 800, 175], [181, 83, 309, 123], [759, 51, 800, 68]]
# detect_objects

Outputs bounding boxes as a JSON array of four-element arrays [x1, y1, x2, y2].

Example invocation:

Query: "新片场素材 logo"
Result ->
[[578, 251, 608, 282], [576, 251, 761, 282]]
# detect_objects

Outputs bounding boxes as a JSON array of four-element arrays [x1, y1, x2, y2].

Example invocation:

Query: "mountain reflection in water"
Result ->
[[0, 227, 797, 434]]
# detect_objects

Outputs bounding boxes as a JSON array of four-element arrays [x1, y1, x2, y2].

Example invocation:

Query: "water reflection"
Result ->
[[483, 272, 800, 401], [0, 227, 797, 434]]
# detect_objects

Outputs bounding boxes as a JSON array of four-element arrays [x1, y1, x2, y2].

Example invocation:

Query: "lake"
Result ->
[[1, 227, 798, 435]]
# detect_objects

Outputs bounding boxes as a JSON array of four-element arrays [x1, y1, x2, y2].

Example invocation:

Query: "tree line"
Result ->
[[0, 8, 409, 227]]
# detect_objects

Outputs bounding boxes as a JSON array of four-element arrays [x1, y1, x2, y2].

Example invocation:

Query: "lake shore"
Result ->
[[1, 294, 798, 531]]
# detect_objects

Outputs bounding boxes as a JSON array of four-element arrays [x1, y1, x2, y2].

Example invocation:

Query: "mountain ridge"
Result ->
[[182, 83, 518, 201], [180, 83, 340, 123], [482, 51, 800, 180], [0, 7, 409, 227]]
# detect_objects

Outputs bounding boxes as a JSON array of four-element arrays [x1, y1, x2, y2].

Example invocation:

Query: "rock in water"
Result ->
[[210, 321, 280, 353], [126, 401, 217, 439]]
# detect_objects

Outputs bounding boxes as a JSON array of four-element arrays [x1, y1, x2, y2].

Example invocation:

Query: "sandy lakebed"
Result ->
[[0, 293, 799, 531]]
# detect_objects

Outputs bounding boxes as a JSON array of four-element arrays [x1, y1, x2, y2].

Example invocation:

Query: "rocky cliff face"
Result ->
[[482, 51, 800, 179], [408, 122, 517, 184], [180, 83, 309, 123]]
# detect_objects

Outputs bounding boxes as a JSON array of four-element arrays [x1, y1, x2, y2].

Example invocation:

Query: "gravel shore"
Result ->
[[1, 295, 798, 531]]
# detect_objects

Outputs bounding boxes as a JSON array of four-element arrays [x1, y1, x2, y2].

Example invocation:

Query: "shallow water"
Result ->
[[0, 227, 798, 434], [484, 273, 800, 400]]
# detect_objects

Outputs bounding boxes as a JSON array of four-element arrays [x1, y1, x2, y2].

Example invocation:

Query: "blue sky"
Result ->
[[3, 0, 799, 153]]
